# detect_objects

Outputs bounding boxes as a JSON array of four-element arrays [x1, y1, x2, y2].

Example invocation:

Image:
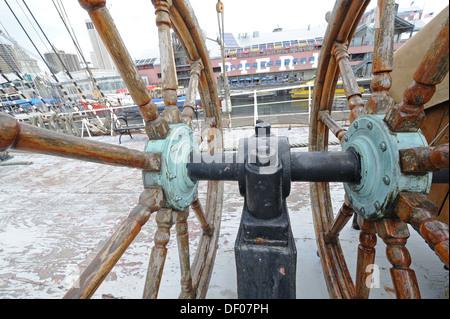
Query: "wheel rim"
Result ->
[[309, 0, 449, 299]]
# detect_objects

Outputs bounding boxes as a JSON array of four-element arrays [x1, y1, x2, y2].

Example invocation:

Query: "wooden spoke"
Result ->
[[142, 208, 174, 299], [0, 113, 160, 171], [319, 111, 347, 144], [333, 41, 367, 122], [181, 59, 203, 127], [400, 143, 449, 173], [385, 12, 449, 132], [79, 0, 169, 139], [375, 218, 421, 299], [191, 197, 213, 236], [152, 0, 182, 124], [354, 216, 377, 299], [394, 192, 449, 268], [324, 197, 354, 242], [63, 189, 164, 299], [366, 0, 396, 115], [175, 210, 195, 298]]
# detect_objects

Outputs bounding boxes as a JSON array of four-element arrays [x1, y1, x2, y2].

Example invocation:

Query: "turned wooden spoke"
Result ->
[[400, 143, 449, 173], [333, 41, 366, 122], [175, 210, 195, 298], [354, 216, 377, 299], [394, 192, 449, 268], [64, 189, 164, 299], [385, 12, 449, 132], [367, 0, 396, 115], [191, 197, 213, 236], [375, 218, 421, 299], [0, 113, 160, 171], [181, 59, 203, 127], [142, 208, 174, 299], [79, 0, 169, 139], [324, 197, 354, 242], [152, 0, 182, 124], [319, 111, 347, 144]]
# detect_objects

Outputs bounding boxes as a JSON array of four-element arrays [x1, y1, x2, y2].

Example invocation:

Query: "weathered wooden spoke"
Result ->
[[333, 41, 367, 122], [375, 218, 421, 299], [324, 196, 354, 243], [354, 215, 377, 299], [142, 208, 174, 299], [319, 111, 347, 144], [384, 11, 449, 132], [394, 193, 449, 268], [64, 189, 164, 299], [400, 143, 449, 173], [79, 0, 170, 139], [310, 0, 449, 299], [0, 113, 160, 171], [181, 59, 203, 126], [191, 197, 213, 236], [175, 210, 195, 298]]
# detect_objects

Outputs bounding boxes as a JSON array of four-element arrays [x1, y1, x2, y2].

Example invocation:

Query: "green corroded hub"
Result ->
[[342, 115, 431, 220], [142, 123, 198, 211]]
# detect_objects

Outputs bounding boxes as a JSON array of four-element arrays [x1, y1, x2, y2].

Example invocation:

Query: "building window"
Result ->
[[252, 63, 257, 69], [230, 65, 236, 71], [276, 60, 281, 66], [309, 57, 315, 64], [212, 67, 221, 73], [301, 58, 306, 64], [157, 73, 162, 78]]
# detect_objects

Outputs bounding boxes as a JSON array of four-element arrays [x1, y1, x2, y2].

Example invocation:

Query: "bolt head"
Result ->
[[382, 176, 390, 185], [374, 201, 381, 210]]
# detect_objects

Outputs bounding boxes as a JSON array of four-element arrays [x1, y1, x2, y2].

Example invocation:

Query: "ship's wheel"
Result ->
[[309, 0, 449, 298], [0, 0, 448, 299], [1, 0, 223, 299]]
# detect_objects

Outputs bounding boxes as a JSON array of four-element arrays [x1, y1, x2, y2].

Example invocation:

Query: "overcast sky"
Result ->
[[0, 0, 448, 70]]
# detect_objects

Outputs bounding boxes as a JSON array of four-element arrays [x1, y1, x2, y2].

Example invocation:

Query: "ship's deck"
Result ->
[[0, 125, 448, 299]]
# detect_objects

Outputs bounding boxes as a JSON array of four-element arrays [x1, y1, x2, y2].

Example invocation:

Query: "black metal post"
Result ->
[[234, 122, 297, 299]]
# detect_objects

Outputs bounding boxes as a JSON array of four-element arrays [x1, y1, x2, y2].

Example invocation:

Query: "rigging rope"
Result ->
[[21, 0, 87, 101], [3, 0, 73, 104], [51, 0, 106, 100]]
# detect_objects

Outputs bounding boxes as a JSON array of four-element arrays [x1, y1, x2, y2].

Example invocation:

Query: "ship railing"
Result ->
[[227, 83, 372, 126], [228, 83, 313, 125]]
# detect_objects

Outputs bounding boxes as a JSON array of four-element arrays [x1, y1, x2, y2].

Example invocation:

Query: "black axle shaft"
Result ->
[[188, 150, 361, 183]]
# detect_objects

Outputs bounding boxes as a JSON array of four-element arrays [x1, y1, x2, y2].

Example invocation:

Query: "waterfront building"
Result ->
[[0, 42, 20, 74], [85, 19, 115, 70], [135, 4, 423, 91], [44, 49, 81, 74]]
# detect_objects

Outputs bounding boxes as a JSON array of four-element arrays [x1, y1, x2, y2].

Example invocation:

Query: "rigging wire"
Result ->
[[0, 34, 49, 110], [14, 0, 51, 54], [21, 0, 87, 101], [3, 0, 73, 104], [51, 0, 105, 100]]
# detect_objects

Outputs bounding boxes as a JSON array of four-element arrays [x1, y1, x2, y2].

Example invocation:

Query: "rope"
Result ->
[[201, 140, 340, 152]]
